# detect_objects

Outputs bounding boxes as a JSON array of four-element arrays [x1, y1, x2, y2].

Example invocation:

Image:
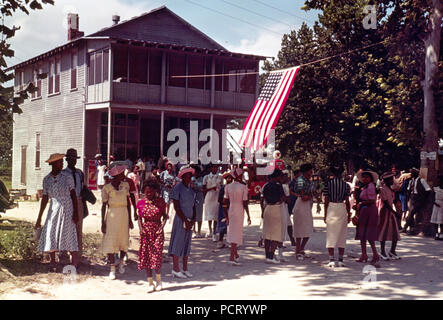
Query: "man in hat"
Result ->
[[63, 148, 86, 261], [403, 168, 432, 235]]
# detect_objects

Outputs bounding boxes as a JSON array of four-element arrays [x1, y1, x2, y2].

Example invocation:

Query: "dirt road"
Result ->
[[1, 200, 442, 300]]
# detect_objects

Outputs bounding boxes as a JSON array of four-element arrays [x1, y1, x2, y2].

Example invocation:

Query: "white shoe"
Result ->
[[388, 252, 400, 260], [147, 284, 156, 293], [172, 270, 187, 279], [212, 234, 218, 242], [229, 260, 242, 266], [109, 271, 116, 280], [337, 261, 345, 267], [266, 258, 280, 264], [182, 270, 193, 278], [156, 281, 163, 291], [327, 261, 336, 268]]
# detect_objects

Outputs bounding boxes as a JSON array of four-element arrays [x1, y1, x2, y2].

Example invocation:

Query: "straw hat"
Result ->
[[94, 153, 102, 159], [108, 165, 126, 177], [357, 170, 379, 183], [178, 166, 195, 179], [46, 153, 65, 164], [222, 171, 233, 179]]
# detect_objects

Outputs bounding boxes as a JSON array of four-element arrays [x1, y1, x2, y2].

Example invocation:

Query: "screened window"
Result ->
[[129, 47, 147, 84], [21, 146, 27, 185], [32, 67, 42, 98], [188, 55, 204, 89], [54, 56, 61, 93], [89, 49, 110, 85], [149, 50, 162, 85], [113, 46, 128, 82], [215, 60, 223, 91], [48, 60, 54, 94], [168, 53, 186, 87], [223, 60, 237, 92]]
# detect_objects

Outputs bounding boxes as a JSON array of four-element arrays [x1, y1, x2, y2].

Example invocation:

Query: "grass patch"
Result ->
[[0, 218, 45, 277], [83, 233, 103, 261]]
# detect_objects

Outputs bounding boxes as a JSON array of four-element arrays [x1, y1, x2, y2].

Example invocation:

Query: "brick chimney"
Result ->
[[67, 13, 84, 41]]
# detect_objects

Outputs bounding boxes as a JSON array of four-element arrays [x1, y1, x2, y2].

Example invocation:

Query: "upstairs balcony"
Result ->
[[87, 44, 259, 112]]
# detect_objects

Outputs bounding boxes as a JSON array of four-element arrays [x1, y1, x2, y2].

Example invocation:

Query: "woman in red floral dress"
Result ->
[[137, 180, 168, 293]]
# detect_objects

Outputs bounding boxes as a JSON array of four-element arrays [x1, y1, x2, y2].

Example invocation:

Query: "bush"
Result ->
[[0, 220, 37, 260]]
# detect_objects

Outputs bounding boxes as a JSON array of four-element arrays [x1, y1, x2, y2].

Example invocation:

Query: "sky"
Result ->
[[6, 0, 320, 69]]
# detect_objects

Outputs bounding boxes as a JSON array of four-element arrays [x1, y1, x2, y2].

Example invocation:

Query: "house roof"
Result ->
[[8, 6, 267, 71]]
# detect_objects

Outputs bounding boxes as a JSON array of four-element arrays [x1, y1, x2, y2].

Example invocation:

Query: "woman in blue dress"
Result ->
[[168, 166, 196, 279], [216, 171, 233, 248]]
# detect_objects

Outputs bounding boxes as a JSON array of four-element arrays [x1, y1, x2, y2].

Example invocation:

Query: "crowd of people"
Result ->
[[33, 149, 443, 293]]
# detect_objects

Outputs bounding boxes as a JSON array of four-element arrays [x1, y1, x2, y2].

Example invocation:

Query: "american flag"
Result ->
[[239, 66, 299, 150]]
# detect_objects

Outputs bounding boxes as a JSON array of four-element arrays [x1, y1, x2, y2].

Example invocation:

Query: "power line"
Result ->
[[250, 0, 316, 24], [184, 0, 284, 37], [171, 39, 388, 78], [220, 0, 294, 29]]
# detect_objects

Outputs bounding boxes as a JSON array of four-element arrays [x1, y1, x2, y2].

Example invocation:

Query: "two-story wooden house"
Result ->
[[9, 6, 265, 195]]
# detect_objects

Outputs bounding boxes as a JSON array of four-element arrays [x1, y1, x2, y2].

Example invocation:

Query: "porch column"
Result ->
[[210, 113, 214, 151], [107, 106, 112, 166], [160, 110, 165, 157]]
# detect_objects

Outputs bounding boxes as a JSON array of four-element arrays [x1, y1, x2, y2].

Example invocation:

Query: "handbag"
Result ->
[[351, 215, 359, 226]]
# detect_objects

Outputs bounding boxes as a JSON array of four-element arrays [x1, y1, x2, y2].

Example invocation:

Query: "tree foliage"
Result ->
[[265, 0, 442, 173]]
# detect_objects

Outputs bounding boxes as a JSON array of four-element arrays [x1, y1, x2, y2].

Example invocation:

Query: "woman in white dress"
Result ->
[[223, 168, 251, 266], [35, 153, 79, 272], [431, 175, 443, 241], [203, 164, 222, 241]]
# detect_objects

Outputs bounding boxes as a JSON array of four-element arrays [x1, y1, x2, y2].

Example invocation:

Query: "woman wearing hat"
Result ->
[[378, 172, 401, 260], [168, 166, 196, 278], [292, 164, 315, 260], [216, 171, 234, 249], [35, 154, 79, 271], [101, 165, 134, 280], [354, 170, 380, 267], [323, 165, 351, 267], [223, 168, 251, 265]]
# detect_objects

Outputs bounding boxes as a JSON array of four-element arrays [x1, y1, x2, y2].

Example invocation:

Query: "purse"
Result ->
[[351, 215, 359, 226]]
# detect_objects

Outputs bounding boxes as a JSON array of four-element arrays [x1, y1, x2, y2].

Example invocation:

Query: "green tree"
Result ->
[[267, 0, 440, 177]]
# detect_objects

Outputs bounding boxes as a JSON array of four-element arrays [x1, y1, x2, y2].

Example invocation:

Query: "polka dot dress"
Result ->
[[137, 198, 166, 271]]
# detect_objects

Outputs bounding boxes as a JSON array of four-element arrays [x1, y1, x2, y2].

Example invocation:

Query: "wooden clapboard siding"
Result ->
[[12, 45, 87, 195]]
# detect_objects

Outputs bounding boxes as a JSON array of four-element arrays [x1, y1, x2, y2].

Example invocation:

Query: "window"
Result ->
[[149, 50, 162, 85], [71, 48, 78, 89], [35, 133, 41, 168], [223, 60, 237, 92], [95, 51, 103, 84], [89, 48, 109, 85], [129, 47, 147, 84], [48, 60, 54, 94], [238, 60, 257, 94], [55, 56, 61, 93], [20, 146, 27, 185], [48, 57, 60, 95], [205, 57, 212, 90], [215, 60, 223, 91], [168, 53, 186, 87], [32, 67, 42, 98], [188, 55, 204, 89], [113, 46, 128, 82], [89, 54, 95, 85], [17, 70, 24, 92]]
